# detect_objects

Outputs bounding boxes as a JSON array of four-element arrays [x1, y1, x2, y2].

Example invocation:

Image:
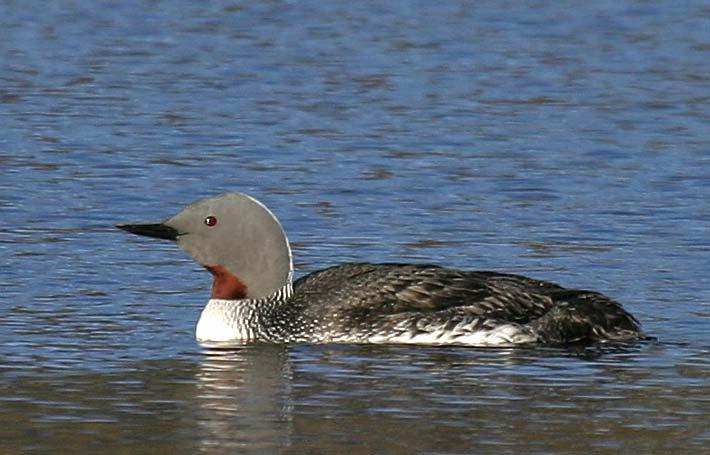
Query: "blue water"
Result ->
[[1, 1, 710, 453]]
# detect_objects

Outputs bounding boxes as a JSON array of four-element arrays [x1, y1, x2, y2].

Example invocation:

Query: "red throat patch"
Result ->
[[204, 264, 248, 299]]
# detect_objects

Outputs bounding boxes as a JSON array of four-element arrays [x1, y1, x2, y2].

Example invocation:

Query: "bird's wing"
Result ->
[[293, 263, 558, 323]]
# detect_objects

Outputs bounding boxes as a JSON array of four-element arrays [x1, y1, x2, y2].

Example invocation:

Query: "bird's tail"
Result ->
[[530, 290, 643, 344]]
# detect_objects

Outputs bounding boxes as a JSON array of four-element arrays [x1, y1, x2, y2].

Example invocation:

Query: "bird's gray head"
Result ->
[[118, 192, 293, 300]]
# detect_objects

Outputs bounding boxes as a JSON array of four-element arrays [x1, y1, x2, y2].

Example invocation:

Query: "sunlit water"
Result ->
[[1, 1, 709, 453]]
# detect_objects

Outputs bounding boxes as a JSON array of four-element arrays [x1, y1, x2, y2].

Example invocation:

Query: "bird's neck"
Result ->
[[195, 281, 294, 343]]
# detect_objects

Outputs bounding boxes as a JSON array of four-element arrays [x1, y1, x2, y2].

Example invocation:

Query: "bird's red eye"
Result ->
[[204, 216, 218, 227]]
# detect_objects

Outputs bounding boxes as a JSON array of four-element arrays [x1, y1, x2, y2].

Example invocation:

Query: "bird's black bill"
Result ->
[[116, 223, 180, 241]]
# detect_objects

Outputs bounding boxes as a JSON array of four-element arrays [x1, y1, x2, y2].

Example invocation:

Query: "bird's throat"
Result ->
[[204, 264, 249, 300]]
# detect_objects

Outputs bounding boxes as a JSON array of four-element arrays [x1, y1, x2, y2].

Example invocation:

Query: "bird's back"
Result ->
[[290, 263, 641, 345]]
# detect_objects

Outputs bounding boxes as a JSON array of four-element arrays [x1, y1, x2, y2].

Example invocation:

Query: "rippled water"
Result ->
[[2, 1, 709, 453]]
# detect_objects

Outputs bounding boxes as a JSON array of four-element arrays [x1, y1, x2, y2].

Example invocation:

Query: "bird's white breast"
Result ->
[[195, 299, 256, 342]]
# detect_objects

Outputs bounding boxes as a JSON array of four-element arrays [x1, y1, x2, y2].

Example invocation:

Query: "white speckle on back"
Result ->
[[361, 323, 538, 347]]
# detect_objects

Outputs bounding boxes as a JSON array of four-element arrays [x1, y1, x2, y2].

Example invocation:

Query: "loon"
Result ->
[[117, 192, 643, 346]]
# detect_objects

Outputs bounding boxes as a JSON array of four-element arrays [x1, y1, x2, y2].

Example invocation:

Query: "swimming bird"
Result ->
[[117, 192, 642, 346]]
